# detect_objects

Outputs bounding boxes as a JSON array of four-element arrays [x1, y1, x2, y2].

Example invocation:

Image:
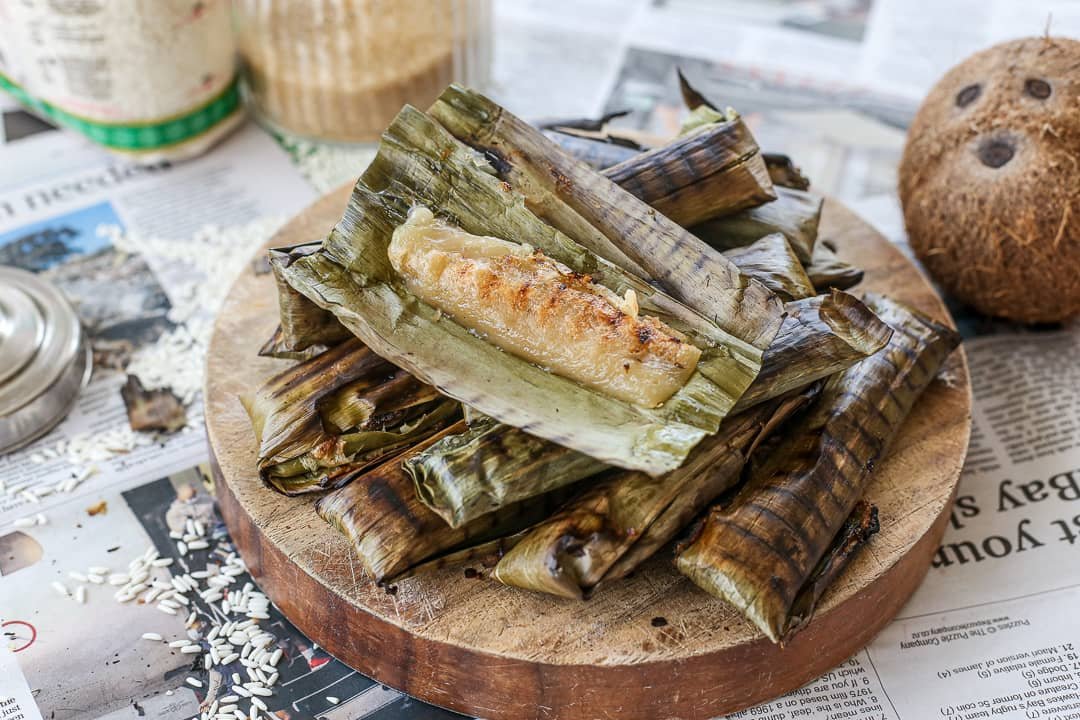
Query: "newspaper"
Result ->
[[725, 329, 1080, 720], [0, 125, 314, 521], [3, 1, 1080, 719], [0, 119, 474, 720]]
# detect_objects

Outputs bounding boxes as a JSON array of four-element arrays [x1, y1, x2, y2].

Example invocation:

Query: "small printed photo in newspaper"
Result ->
[[0, 200, 172, 371]]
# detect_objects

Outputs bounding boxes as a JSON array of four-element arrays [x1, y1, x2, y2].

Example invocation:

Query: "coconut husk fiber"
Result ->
[[899, 36, 1080, 324]]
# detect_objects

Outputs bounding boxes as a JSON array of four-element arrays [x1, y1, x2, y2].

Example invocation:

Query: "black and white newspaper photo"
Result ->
[[2, 1, 1079, 719]]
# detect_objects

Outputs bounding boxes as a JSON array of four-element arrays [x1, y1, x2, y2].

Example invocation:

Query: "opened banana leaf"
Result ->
[[806, 241, 864, 292], [277, 92, 780, 476], [258, 242, 351, 360], [315, 421, 577, 583], [242, 338, 460, 495], [692, 187, 822, 265], [676, 294, 961, 643], [723, 233, 815, 301], [406, 291, 892, 528], [427, 85, 784, 350], [492, 388, 818, 600]]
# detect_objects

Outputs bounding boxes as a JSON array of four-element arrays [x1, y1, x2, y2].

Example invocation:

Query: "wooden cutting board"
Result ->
[[204, 185, 971, 720]]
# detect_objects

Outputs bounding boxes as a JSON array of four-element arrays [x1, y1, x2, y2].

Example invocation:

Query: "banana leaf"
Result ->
[[258, 242, 351, 360], [676, 294, 961, 643], [406, 291, 892, 528], [598, 385, 822, 586], [537, 126, 821, 266], [492, 387, 819, 600], [679, 104, 728, 136], [241, 338, 461, 495], [723, 233, 815, 301], [603, 111, 776, 226], [763, 152, 811, 191], [408, 415, 605, 528], [537, 109, 631, 132], [676, 70, 809, 192], [314, 421, 578, 583], [806, 240, 864, 292], [732, 290, 893, 412], [692, 187, 822, 265], [543, 129, 641, 171], [276, 94, 779, 476], [783, 500, 879, 637], [395, 529, 530, 582], [257, 327, 329, 362], [427, 85, 784, 350], [678, 67, 713, 112]]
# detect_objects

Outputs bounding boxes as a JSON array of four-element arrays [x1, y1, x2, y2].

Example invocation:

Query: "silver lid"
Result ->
[[0, 267, 92, 454]]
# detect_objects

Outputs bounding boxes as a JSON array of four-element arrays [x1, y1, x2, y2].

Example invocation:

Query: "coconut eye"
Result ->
[[1024, 78, 1052, 99], [978, 136, 1015, 168], [956, 83, 981, 107]]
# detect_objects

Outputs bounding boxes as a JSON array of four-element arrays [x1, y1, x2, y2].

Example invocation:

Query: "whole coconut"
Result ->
[[899, 36, 1080, 324]]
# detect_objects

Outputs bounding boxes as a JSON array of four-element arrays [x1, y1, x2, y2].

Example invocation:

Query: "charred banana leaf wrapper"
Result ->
[[676, 294, 961, 643], [539, 127, 821, 267], [492, 387, 820, 600], [676, 71, 809, 192], [599, 385, 821, 585], [676, 67, 821, 260], [692, 187, 823, 266], [408, 415, 607, 529], [677, 68, 714, 114], [805, 241, 865, 292], [723, 233, 816, 302], [602, 112, 776, 227], [406, 291, 893, 529], [275, 86, 784, 476], [395, 528, 532, 582], [315, 421, 577, 583], [537, 110, 631, 133], [242, 338, 460, 495], [733, 290, 894, 412], [785, 499, 880, 632], [258, 242, 352, 360]]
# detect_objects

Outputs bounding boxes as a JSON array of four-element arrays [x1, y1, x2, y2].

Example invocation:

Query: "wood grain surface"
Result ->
[[205, 185, 972, 720]]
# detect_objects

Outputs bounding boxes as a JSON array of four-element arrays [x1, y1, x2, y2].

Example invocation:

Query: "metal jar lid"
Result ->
[[0, 266, 92, 454]]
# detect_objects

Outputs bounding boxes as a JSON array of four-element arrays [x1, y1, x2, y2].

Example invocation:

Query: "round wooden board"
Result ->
[[205, 185, 971, 720]]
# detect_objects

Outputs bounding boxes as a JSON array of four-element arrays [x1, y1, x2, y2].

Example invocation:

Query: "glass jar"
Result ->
[[232, 0, 491, 143]]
